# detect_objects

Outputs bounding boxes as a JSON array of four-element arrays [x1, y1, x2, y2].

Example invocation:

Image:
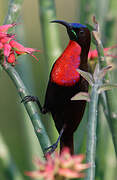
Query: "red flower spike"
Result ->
[[0, 22, 40, 65], [0, 23, 17, 33], [26, 147, 90, 180]]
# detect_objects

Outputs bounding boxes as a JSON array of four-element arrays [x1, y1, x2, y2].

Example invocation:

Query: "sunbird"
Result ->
[[22, 20, 91, 154]]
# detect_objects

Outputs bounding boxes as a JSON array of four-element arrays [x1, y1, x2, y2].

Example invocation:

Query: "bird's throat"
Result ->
[[51, 40, 81, 86]]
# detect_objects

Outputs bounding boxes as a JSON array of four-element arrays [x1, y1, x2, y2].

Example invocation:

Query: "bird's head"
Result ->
[[51, 20, 91, 53]]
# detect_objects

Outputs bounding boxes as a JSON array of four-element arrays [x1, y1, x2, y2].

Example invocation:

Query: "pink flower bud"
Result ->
[[7, 53, 16, 63], [0, 37, 12, 44], [0, 42, 3, 49], [9, 40, 26, 53], [0, 32, 8, 39], [0, 23, 17, 32], [88, 49, 98, 60], [4, 43, 11, 57], [10, 40, 39, 61]]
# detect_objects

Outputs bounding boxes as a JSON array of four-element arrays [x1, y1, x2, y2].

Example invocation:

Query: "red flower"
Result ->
[[88, 45, 117, 60], [9, 40, 40, 61], [0, 23, 39, 65], [25, 148, 90, 180]]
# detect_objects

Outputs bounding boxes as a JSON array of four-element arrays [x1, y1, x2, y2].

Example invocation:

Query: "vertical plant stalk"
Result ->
[[38, 0, 62, 69], [79, 0, 95, 24], [4, 0, 24, 24], [1, 62, 51, 154], [92, 19, 117, 155], [85, 78, 99, 180], [38, 0, 62, 144], [0, 133, 24, 180]]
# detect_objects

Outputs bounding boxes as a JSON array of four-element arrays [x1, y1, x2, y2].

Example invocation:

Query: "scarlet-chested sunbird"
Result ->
[[22, 20, 91, 154]]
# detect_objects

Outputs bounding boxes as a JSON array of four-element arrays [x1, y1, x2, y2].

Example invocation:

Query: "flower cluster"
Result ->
[[0, 23, 39, 65], [26, 148, 90, 180]]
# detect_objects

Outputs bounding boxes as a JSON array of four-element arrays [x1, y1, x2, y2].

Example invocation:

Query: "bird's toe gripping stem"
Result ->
[[21, 95, 38, 103], [44, 127, 64, 155], [45, 142, 58, 155], [21, 95, 43, 113]]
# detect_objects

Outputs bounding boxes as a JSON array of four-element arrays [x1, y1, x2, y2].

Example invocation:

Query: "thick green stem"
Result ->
[[2, 62, 51, 154], [38, 0, 62, 70], [0, 133, 24, 180], [93, 29, 117, 155], [85, 84, 99, 180], [79, 0, 95, 24], [4, 0, 24, 24], [38, 0, 62, 144]]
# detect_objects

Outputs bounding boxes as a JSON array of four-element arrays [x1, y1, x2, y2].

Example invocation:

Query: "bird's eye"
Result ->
[[79, 30, 85, 35]]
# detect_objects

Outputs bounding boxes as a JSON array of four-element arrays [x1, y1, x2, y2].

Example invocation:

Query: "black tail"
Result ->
[[60, 134, 74, 154]]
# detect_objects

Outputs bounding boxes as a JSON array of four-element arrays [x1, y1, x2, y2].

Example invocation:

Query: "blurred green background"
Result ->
[[0, 0, 117, 180]]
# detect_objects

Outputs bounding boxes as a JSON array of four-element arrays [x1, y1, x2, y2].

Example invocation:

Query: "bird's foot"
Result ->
[[21, 95, 38, 103], [21, 95, 44, 113], [44, 127, 65, 156], [45, 142, 58, 155]]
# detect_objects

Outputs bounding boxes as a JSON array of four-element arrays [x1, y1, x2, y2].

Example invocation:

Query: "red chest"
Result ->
[[51, 40, 81, 86]]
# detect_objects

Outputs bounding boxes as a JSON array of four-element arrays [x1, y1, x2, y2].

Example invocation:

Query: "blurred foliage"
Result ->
[[0, 0, 117, 180]]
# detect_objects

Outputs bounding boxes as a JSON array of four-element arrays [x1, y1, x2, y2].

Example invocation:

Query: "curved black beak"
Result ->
[[50, 20, 71, 29]]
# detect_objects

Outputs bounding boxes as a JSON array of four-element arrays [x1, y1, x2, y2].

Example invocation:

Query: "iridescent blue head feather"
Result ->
[[70, 23, 87, 28]]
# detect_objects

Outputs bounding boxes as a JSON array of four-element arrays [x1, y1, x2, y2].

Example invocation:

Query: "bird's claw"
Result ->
[[45, 142, 58, 155], [21, 95, 38, 103]]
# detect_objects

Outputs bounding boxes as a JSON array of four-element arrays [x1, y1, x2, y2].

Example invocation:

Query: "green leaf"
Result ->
[[71, 92, 90, 102], [77, 69, 94, 86], [98, 65, 112, 80], [93, 63, 100, 81], [98, 83, 117, 94], [93, 64, 112, 81]]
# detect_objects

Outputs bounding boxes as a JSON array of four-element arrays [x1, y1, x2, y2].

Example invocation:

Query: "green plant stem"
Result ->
[[38, 0, 62, 144], [93, 29, 117, 155], [0, 133, 24, 180], [85, 83, 99, 180], [4, 0, 24, 24], [1, 62, 51, 154], [79, 0, 95, 24], [38, 0, 62, 70]]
